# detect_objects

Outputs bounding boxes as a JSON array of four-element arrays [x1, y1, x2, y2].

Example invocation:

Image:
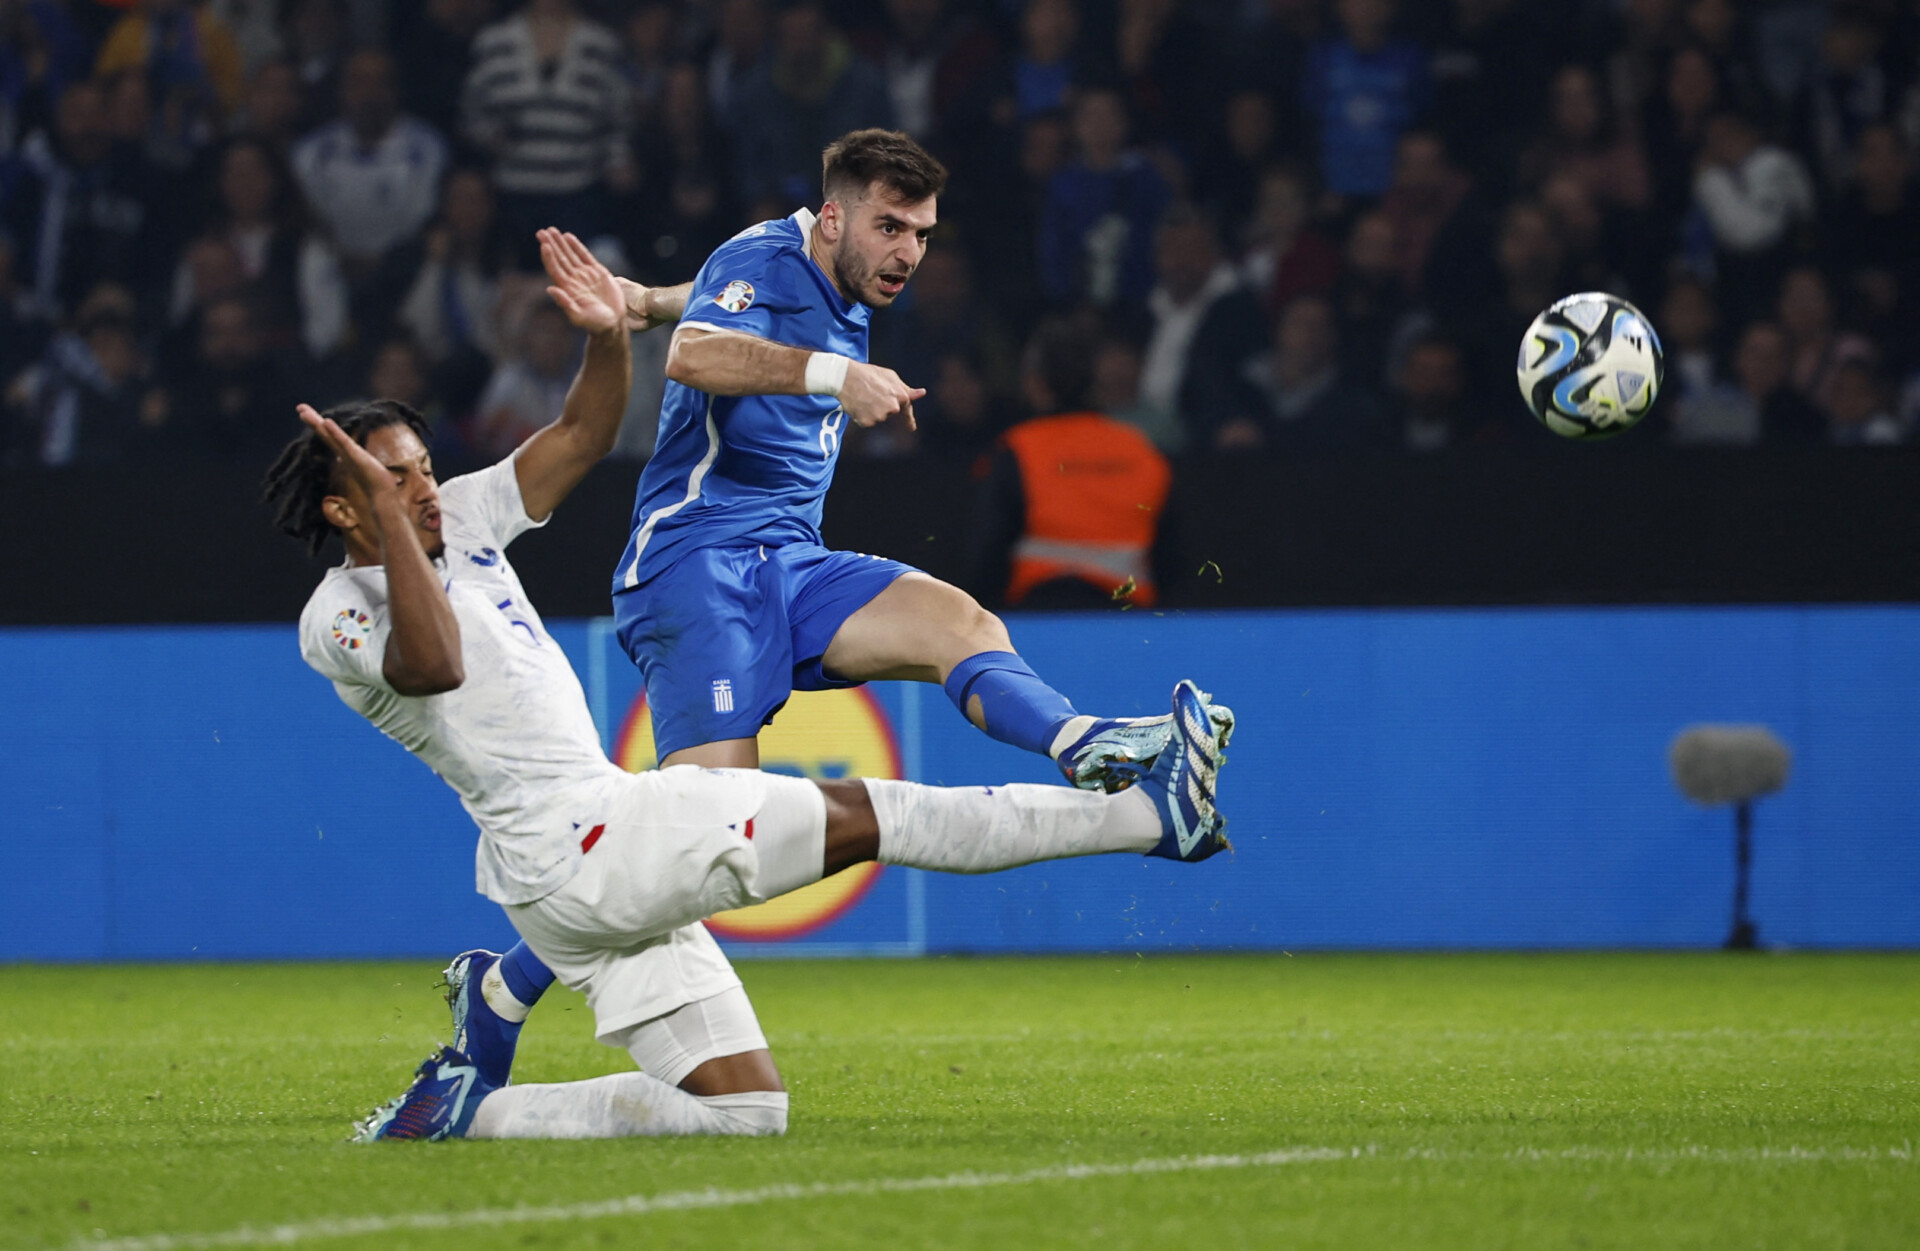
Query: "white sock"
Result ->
[[1047, 714, 1099, 759], [465, 1072, 788, 1139], [864, 779, 1160, 873], [479, 964, 532, 1024]]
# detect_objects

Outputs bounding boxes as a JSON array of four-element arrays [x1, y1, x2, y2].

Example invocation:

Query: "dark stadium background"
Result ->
[[2, 0, 1917, 958]]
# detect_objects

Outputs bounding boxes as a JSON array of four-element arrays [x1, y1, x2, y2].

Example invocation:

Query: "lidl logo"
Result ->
[[612, 686, 900, 940]]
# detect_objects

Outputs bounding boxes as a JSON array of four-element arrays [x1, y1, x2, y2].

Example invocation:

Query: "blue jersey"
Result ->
[[614, 210, 871, 591]]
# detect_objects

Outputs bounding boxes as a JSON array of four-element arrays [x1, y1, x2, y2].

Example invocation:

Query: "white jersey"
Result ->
[[299, 454, 625, 905]]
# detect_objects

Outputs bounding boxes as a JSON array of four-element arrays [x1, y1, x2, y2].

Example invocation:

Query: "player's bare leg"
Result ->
[[823, 572, 1234, 791]]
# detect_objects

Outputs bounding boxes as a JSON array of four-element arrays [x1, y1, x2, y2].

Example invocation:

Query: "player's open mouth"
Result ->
[[421, 509, 441, 531], [877, 273, 908, 295]]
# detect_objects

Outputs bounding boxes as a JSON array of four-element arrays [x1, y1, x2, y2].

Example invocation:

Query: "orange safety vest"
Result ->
[[1001, 412, 1172, 607]]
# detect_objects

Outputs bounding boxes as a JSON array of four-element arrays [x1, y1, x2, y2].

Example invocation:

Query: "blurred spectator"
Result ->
[[1115, 0, 1217, 145], [470, 295, 577, 458], [872, 245, 1016, 413], [282, 0, 348, 129], [971, 108, 1069, 326], [1517, 62, 1650, 211], [1657, 275, 1724, 434], [1037, 86, 1170, 308], [1384, 334, 1481, 453], [1797, 10, 1893, 193], [1422, 0, 1563, 191], [706, 0, 767, 121], [1693, 108, 1815, 319], [20, 281, 160, 466], [152, 290, 297, 461], [915, 345, 1005, 459], [1821, 356, 1902, 446], [1776, 265, 1874, 412], [1825, 123, 1920, 369], [232, 56, 306, 156], [623, 63, 736, 285], [392, 0, 494, 139], [1456, 199, 1564, 407], [1331, 208, 1419, 385], [1225, 0, 1317, 135], [1138, 205, 1264, 439], [851, 0, 997, 146], [398, 166, 511, 414], [463, 0, 631, 261], [365, 333, 444, 427], [0, 0, 92, 152], [726, 0, 891, 206], [0, 231, 51, 405], [620, 0, 677, 132], [1194, 88, 1284, 236], [1302, 0, 1427, 202], [1239, 162, 1340, 314], [1379, 128, 1487, 303], [1, 79, 169, 317], [1089, 333, 1179, 451], [1214, 293, 1381, 453], [969, 318, 1172, 609], [1671, 319, 1822, 447], [208, 0, 284, 76], [292, 50, 448, 274], [1540, 170, 1648, 300], [1644, 44, 1720, 231], [94, 0, 245, 137], [183, 135, 346, 358], [998, 0, 1084, 125]]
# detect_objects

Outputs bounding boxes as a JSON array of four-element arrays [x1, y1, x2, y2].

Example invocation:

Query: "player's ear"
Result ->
[[320, 492, 358, 535], [819, 198, 842, 241]]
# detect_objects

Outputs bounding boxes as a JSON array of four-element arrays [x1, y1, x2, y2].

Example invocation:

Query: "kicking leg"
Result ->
[[821, 573, 1233, 791]]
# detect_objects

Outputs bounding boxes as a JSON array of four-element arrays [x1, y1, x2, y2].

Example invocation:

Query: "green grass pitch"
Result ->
[[3, 953, 1917, 1250]]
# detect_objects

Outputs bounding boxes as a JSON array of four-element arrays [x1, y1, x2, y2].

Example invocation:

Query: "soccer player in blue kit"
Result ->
[[438, 130, 1236, 1108], [614, 127, 1234, 781]]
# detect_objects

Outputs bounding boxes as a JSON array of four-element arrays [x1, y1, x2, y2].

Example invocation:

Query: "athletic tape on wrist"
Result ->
[[805, 352, 851, 397]]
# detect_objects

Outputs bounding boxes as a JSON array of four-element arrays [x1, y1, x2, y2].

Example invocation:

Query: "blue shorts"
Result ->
[[612, 542, 918, 758]]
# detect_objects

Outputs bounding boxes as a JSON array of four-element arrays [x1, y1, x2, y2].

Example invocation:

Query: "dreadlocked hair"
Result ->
[[261, 399, 434, 557]]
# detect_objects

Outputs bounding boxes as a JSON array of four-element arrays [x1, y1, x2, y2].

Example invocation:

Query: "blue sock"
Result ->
[[498, 942, 556, 1006], [942, 650, 1079, 757]]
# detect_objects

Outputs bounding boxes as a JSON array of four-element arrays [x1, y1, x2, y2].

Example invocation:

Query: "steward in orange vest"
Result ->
[[971, 320, 1173, 609]]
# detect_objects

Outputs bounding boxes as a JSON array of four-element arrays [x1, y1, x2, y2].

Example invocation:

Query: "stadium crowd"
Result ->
[[2, 0, 1915, 470]]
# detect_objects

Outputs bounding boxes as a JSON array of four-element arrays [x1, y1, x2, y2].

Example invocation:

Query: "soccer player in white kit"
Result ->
[[269, 229, 1232, 1142]]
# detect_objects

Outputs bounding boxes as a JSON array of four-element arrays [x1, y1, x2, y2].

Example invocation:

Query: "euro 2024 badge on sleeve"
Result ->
[[332, 608, 373, 650], [714, 281, 755, 313]]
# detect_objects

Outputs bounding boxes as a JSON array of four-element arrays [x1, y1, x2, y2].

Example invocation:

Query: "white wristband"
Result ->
[[805, 351, 851, 397]]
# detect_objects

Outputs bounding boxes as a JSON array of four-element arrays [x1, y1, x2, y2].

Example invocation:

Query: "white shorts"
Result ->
[[505, 766, 826, 1042], [611, 985, 771, 1087]]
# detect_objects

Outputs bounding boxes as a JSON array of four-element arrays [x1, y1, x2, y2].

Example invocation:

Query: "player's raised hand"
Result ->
[[299, 403, 395, 500], [839, 360, 924, 431], [617, 277, 673, 332], [540, 228, 624, 336]]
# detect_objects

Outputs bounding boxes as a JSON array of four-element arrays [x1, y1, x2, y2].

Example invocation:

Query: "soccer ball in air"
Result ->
[[1516, 292, 1664, 439]]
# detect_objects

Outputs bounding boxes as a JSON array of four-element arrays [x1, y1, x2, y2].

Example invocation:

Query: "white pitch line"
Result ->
[[57, 1143, 1915, 1251]]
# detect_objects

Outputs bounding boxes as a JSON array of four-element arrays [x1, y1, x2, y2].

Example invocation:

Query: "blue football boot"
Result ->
[[352, 1046, 494, 1142], [1058, 697, 1236, 793], [1139, 680, 1231, 862], [442, 949, 521, 1089]]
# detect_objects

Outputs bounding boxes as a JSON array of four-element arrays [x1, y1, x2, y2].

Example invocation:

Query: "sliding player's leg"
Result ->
[[812, 565, 1234, 793], [442, 942, 556, 1088], [357, 688, 1227, 1140]]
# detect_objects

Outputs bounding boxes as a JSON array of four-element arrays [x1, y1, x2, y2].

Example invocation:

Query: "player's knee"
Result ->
[[702, 1091, 789, 1136], [957, 600, 1011, 654]]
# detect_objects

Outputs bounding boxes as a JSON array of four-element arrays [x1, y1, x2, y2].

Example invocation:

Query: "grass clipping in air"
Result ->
[[3, 953, 1917, 1250]]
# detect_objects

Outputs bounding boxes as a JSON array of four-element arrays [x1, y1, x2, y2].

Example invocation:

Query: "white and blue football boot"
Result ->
[[352, 1046, 494, 1142], [1138, 680, 1231, 862], [442, 949, 520, 1089], [1057, 697, 1235, 794]]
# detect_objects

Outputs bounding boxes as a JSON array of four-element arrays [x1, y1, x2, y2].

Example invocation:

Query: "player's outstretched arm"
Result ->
[[514, 228, 635, 522], [666, 326, 923, 430], [298, 404, 464, 695], [617, 277, 690, 332]]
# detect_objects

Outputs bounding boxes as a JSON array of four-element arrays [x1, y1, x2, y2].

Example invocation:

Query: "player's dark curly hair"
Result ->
[[260, 400, 433, 556], [821, 129, 948, 204]]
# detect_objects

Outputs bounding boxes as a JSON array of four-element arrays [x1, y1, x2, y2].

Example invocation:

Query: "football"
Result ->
[[1516, 292, 1665, 439]]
